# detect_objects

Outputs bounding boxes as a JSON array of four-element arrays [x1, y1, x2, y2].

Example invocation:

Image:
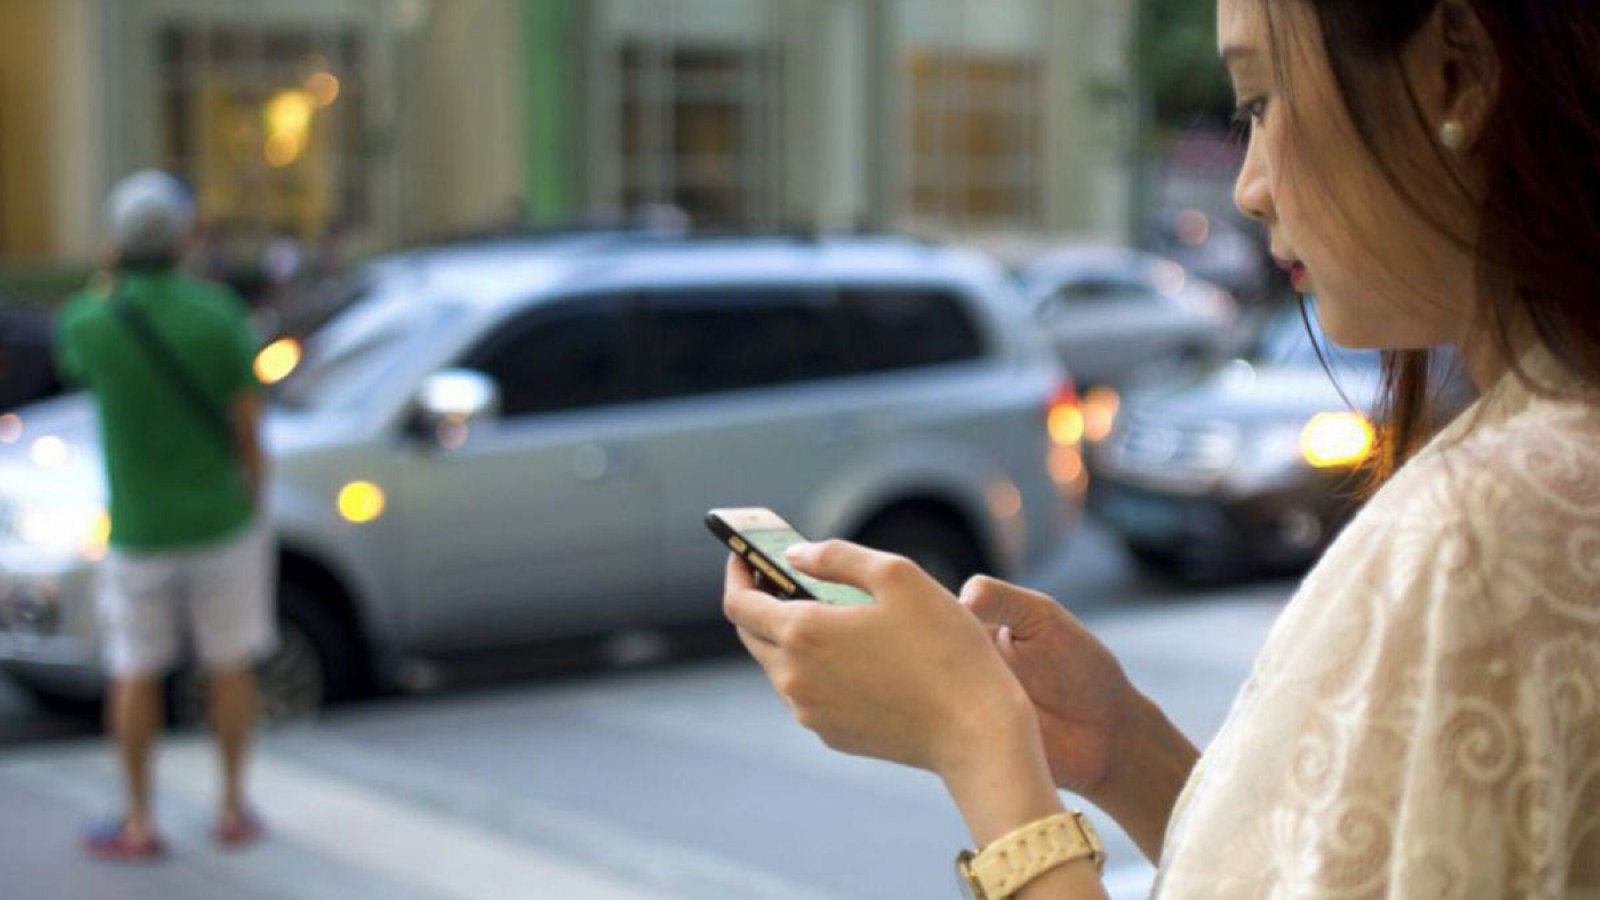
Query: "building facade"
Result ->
[[0, 0, 1133, 266]]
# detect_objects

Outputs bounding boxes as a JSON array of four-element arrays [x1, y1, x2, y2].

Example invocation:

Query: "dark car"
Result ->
[[0, 294, 62, 414], [1088, 302, 1472, 580]]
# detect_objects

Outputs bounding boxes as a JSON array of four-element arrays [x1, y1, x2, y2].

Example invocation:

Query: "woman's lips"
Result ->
[[1275, 257, 1308, 291]]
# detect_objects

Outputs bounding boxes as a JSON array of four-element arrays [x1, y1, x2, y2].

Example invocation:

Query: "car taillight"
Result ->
[[1082, 386, 1120, 443], [1046, 381, 1090, 496], [1047, 382, 1085, 447]]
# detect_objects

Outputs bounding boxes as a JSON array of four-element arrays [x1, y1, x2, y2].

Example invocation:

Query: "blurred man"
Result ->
[[56, 170, 273, 860]]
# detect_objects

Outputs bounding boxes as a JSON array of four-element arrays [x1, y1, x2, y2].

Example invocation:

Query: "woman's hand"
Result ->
[[721, 542, 1038, 779], [962, 577, 1199, 863], [957, 577, 1135, 796]]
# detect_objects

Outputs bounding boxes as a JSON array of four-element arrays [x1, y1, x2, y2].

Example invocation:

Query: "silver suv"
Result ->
[[0, 233, 1086, 714]]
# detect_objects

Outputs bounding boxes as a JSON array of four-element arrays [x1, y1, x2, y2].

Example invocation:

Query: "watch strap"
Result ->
[[968, 811, 1105, 899]]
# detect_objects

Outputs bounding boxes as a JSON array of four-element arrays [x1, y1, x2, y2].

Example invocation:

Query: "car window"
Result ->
[[1048, 277, 1153, 306], [274, 291, 462, 411], [269, 272, 372, 340], [635, 287, 845, 399], [833, 286, 985, 373], [462, 294, 634, 419]]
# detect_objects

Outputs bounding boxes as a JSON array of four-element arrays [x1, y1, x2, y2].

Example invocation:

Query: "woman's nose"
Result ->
[[1233, 142, 1273, 224]]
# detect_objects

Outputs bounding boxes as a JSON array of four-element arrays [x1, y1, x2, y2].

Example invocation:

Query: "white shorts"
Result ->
[[97, 519, 278, 679]]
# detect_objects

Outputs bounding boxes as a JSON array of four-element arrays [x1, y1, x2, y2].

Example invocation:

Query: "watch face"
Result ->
[[955, 852, 984, 900]]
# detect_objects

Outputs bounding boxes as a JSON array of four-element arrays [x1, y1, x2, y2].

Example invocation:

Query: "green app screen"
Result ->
[[745, 528, 875, 606]]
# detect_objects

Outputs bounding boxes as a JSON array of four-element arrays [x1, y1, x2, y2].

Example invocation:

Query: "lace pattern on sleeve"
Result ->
[[1154, 354, 1600, 899]]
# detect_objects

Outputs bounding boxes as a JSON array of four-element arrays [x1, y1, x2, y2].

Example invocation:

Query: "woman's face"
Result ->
[[1218, 0, 1477, 351]]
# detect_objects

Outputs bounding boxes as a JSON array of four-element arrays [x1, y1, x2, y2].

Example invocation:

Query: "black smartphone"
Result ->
[[705, 507, 874, 606]]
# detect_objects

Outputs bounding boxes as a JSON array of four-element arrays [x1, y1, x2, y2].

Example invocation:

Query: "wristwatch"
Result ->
[[955, 810, 1105, 900]]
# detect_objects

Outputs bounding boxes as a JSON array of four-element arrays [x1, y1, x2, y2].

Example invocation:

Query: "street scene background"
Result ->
[[0, 2, 1350, 899], [1, 521, 1294, 899]]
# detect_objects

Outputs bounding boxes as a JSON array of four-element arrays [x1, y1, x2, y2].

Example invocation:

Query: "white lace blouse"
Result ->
[[1153, 347, 1600, 899]]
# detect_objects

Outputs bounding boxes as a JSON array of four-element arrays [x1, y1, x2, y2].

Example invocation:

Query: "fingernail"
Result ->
[[785, 543, 815, 562]]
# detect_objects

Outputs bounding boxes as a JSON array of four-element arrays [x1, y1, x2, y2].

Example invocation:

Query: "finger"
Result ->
[[736, 628, 801, 715], [974, 619, 1020, 666], [726, 552, 758, 592], [724, 582, 795, 645], [726, 552, 780, 595], [996, 625, 1019, 661], [735, 626, 782, 669], [959, 576, 1053, 637], [784, 539, 909, 595]]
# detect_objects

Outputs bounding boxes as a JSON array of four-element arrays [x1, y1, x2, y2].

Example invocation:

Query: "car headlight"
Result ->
[[1237, 411, 1376, 482], [2, 503, 110, 559], [1301, 412, 1376, 468], [254, 337, 303, 385]]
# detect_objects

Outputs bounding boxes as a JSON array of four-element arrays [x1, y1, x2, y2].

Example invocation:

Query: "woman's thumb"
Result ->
[[960, 576, 1049, 637]]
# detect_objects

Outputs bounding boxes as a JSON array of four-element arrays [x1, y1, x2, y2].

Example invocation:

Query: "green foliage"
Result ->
[[1138, 0, 1234, 131]]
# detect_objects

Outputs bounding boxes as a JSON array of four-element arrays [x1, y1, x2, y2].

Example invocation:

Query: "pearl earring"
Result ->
[[1439, 120, 1468, 151]]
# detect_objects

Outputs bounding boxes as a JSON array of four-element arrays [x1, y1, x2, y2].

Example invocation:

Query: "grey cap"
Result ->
[[104, 170, 195, 260]]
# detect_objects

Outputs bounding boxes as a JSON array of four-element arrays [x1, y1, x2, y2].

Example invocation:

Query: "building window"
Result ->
[[157, 22, 371, 241], [617, 42, 781, 228], [905, 53, 1043, 229]]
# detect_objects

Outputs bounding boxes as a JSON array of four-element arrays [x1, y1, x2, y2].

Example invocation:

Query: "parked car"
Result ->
[[247, 226, 688, 388], [1088, 302, 1472, 580], [1018, 246, 1243, 390], [0, 232, 1085, 716], [0, 293, 62, 414], [1142, 206, 1274, 301]]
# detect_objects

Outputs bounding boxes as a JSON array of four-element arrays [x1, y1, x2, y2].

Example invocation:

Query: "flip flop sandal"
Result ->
[[213, 813, 266, 849], [83, 821, 166, 862]]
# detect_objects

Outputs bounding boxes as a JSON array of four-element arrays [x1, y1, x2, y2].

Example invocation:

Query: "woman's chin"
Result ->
[[1309, 298, 1386, 351]]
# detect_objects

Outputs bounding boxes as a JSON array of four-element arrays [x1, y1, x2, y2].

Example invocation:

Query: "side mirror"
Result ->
[[410, 369, 500, 447]]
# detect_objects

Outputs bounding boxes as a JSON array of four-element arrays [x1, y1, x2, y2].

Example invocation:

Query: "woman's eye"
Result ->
[[1233, 97, 1269, 130]]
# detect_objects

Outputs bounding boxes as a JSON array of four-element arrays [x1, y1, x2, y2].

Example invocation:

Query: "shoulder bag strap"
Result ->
[[110, 293, 238, 453]]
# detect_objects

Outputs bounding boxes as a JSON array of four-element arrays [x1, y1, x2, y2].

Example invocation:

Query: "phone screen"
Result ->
[[742, 526, 875, 607]]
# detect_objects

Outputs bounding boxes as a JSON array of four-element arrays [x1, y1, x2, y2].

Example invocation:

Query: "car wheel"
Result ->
[[856, 510, 985, 592], [1123, 540, 1246, 584], [1123, 541, 1190, 578], [9, 677, 100, 717], [167, 579, 365, 726]]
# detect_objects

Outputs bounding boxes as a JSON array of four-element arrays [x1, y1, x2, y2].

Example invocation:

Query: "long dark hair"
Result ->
[[1263, 0, 1600, 482]]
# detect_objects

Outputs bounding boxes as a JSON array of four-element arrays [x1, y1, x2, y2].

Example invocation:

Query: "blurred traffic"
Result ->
[[1086, 303, 1476, 580], [1, 227, 1089, 720], [0, 212, 1377, 716], [0, 1, 1393, 896]]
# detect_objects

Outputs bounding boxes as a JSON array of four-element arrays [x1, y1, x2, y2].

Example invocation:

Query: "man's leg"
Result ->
[[207, 665, 256, 825], [95, 550, 177, 850], [191, 521, 275, 836], [106, 675, 164, 841]]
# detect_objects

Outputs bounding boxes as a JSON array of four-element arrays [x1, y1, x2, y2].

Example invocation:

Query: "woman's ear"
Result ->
[[1409, 0, 1501, 150]]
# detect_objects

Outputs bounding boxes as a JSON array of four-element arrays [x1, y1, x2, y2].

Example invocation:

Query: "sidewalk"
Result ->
[[0, 737, 692, 900], [0, 584, 1289, 900], [0, 769, 280, 900]]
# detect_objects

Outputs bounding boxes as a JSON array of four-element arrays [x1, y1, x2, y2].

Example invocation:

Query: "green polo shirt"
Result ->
[[56, 269, 260, 550]]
